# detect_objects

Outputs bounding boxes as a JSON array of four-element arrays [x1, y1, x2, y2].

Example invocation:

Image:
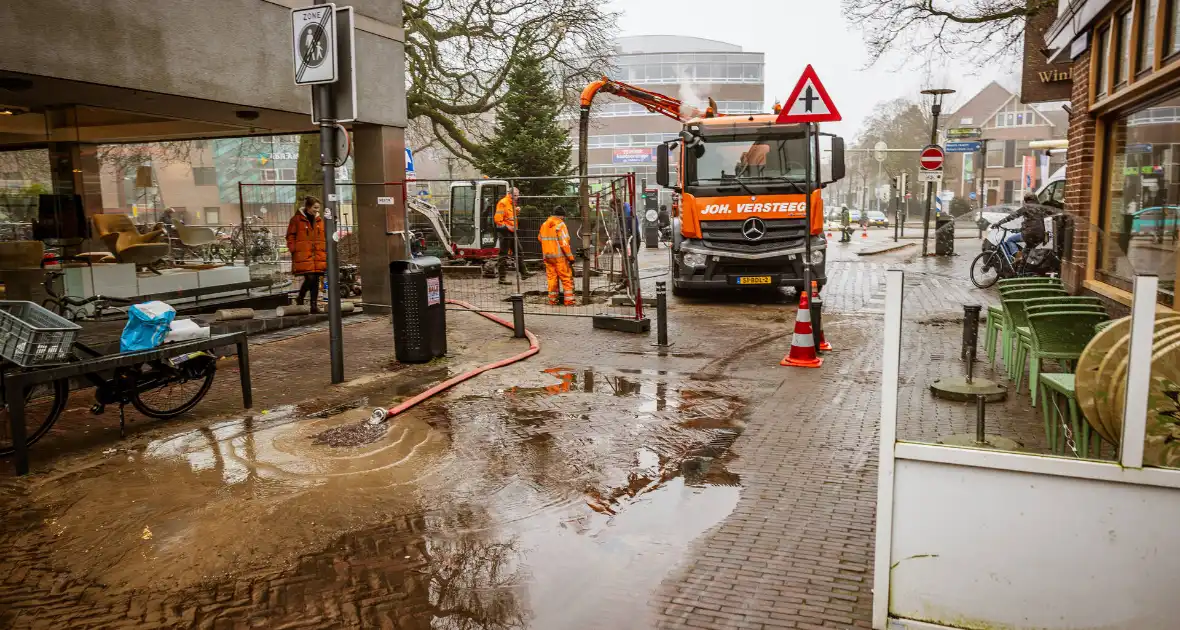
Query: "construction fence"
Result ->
[[404, 174, 643, 319], [235, 177, 644, 319]]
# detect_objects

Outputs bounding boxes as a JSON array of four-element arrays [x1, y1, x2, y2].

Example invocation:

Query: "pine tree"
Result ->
[[477, 54, 572, 216]]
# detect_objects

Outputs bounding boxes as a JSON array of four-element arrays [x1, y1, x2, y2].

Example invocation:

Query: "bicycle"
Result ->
[[969, 226, 1060, 289], [0, 341, 218, 456], [39, 256, 136, 322], [213, 217, 280, 264]]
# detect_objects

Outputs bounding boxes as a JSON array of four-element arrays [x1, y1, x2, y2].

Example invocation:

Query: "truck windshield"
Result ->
[[687, 135, 813, 186]]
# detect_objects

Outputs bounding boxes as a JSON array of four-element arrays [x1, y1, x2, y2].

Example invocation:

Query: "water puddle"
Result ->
[[7, 363, 754, 627]]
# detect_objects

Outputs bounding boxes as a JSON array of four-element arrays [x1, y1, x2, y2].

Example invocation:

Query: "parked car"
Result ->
[[1130, 206, 1180, 236], [975, 204, 1020, 228], [866, 210, 888, 227]]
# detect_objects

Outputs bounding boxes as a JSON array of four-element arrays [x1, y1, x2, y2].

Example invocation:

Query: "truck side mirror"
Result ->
[[830, 137, 846, 182], [656, 143, 670, 188]]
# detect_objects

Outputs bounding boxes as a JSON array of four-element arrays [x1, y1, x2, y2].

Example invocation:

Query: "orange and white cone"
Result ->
[[861, 228, 869, 238], [811, 281, 833, 352], [781, 290, 823, 368]]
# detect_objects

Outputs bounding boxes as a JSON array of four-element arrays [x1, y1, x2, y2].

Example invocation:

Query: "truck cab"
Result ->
[[656, 115, 845, 294]]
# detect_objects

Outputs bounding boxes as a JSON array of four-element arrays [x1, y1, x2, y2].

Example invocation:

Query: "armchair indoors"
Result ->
[[91, 214, 170, 272]]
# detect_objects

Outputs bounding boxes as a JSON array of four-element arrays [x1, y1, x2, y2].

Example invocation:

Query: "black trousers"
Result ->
[[297, 273, 322, 308], [496, 228, 522, 279]]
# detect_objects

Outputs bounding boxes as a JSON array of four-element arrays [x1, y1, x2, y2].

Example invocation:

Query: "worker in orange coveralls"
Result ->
[[538, 205, 576, 306]]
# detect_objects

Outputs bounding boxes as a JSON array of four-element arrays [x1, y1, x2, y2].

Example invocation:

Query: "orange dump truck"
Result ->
[[579, 79, 847, 295]]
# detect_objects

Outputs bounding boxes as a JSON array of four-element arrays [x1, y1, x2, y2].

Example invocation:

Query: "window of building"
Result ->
[[1098, 92, 1179, 307], [1139, 0, 1159, 73], [1169, 0, 1180, 56], [1002, 180, 1015, 203], [192, 166, 217, 186], [261, 169, 277, 182], [205, 207, 221, 224], [986, 141, 1005, 168], [278, 168, 297, 182], [1116, 9, 1133, 86], [1096, 26, 1111, 96]]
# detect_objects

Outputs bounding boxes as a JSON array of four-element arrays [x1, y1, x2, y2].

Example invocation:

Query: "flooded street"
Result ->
[[0, 306, 778, 628]]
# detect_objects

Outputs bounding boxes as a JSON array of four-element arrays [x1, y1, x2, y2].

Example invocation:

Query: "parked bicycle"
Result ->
[[210, 216, 280, 264], [0, 343, 218, 456], [39, 256, 135, 322], [969, 226, 1061, 289]]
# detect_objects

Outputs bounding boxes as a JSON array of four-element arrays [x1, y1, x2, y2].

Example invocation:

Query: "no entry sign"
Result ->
[[919, 145, 945, 171]]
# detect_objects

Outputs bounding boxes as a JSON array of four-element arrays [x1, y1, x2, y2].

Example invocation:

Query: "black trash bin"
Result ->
[[389, 257, 447, 363], [935, 216, 955, 256]]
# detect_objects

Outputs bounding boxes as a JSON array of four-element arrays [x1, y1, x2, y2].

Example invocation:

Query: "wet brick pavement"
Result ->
[[0, 229, 1055, 630]]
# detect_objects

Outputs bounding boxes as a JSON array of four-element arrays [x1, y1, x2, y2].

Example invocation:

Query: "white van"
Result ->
[[1035, 166, 1066, 208]]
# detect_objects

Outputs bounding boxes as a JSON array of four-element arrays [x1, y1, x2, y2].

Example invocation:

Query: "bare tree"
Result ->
[[404, 0, 616, 164], [843, 0, 1056, 64]]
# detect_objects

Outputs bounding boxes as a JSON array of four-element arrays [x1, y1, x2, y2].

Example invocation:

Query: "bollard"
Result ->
[[510, 294, 525, 339], [656, 281, 669, 347], [810, 280, 824, 352], [275, 304, 310, 317], [961, 304, 982, 360], [975, 394, 986, 444]]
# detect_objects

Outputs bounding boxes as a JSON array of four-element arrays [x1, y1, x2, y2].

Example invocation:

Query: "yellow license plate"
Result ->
[[737, 276, 772, 285]]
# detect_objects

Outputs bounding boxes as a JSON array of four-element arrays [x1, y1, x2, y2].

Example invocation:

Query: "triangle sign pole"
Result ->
[[776, 64, 842, 124]]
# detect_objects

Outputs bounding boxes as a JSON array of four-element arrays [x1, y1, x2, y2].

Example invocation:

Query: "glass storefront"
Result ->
[[1099, 93, 1180, 308]]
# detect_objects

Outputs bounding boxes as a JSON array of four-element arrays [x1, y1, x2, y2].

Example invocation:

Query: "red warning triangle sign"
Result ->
[[776, 64, 841, 124]]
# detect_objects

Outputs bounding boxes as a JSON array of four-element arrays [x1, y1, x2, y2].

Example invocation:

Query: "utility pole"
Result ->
[[313, 0, 344, 384], [920, 88, 955, 257]]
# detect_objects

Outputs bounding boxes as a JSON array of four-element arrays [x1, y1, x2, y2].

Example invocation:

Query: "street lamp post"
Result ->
[[920, 88, 955, 257]]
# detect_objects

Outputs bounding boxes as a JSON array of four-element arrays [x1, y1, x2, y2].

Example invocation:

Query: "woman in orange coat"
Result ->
[[286, 196, 328, 313]]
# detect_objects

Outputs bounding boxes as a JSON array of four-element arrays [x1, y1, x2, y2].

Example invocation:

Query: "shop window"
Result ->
[[1098, 93, 1179, 308], [192, 166, 217, 186], [1096, 26, 1111, 96], [1116, 10, 1133, 86], [205, 208, 221, 225], [1140, 0, 1159, 73]]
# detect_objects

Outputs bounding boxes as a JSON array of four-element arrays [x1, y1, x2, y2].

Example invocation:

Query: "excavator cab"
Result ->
[[448, 179, 509, 258]]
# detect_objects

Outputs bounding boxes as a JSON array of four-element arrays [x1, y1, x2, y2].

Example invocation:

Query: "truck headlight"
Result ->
[[809, 250, 825, 266], [682, 252, 706, 268]]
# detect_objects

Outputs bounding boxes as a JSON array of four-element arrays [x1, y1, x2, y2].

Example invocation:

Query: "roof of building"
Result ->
[[616, 35, 743, 55], [946, 81, 1013, 126]]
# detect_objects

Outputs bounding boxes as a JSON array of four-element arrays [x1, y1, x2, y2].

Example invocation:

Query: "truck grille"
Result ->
[[700, 218, 808, 254]]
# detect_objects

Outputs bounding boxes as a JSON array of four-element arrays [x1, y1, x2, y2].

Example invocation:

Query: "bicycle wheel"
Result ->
[[131, 359, 217, 419], [0, 378, 69, 456], [970, 251, 1001, 289]]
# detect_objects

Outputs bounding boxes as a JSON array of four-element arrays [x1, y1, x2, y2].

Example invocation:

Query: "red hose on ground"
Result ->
[[374, 299, 539, 421]]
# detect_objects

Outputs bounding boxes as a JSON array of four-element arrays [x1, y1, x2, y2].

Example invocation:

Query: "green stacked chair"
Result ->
[[1000, 287, 1068, 380], [1019, 309, 1109, 407], [987, 278, 1065, 367], [1039, 373, 1103, 457]]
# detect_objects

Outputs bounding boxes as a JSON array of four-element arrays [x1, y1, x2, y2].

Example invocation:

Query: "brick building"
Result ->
[[943, 83, 1068, 205], [1039, 0, 1179, 312]]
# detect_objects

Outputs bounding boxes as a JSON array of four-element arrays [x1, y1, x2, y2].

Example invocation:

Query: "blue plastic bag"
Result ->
[[120, 301, 177, 352]]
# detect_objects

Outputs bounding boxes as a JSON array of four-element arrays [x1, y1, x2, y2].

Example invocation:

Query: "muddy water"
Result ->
[[8, 366, 751, 628]]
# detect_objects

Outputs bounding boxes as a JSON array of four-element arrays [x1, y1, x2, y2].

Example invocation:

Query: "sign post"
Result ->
[[293, 2, 349, 384], [776, 64, 841, 296], [918, 144, 945, 257]]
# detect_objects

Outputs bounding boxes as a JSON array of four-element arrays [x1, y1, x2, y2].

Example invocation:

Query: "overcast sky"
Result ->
[[605, 0, 1022, 140]]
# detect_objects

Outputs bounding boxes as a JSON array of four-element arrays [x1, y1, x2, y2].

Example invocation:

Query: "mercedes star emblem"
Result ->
[[741, 217, 767, 241]]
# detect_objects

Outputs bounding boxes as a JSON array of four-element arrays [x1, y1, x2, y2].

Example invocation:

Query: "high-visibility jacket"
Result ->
[[494, 194, 517, 232], [538, 216, 573, 261]]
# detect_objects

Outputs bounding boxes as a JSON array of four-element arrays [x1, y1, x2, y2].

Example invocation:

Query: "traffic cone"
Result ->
[[861, 228, 868, 238], [781, 290, 823, 368], [811, 281, 833, 352]]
